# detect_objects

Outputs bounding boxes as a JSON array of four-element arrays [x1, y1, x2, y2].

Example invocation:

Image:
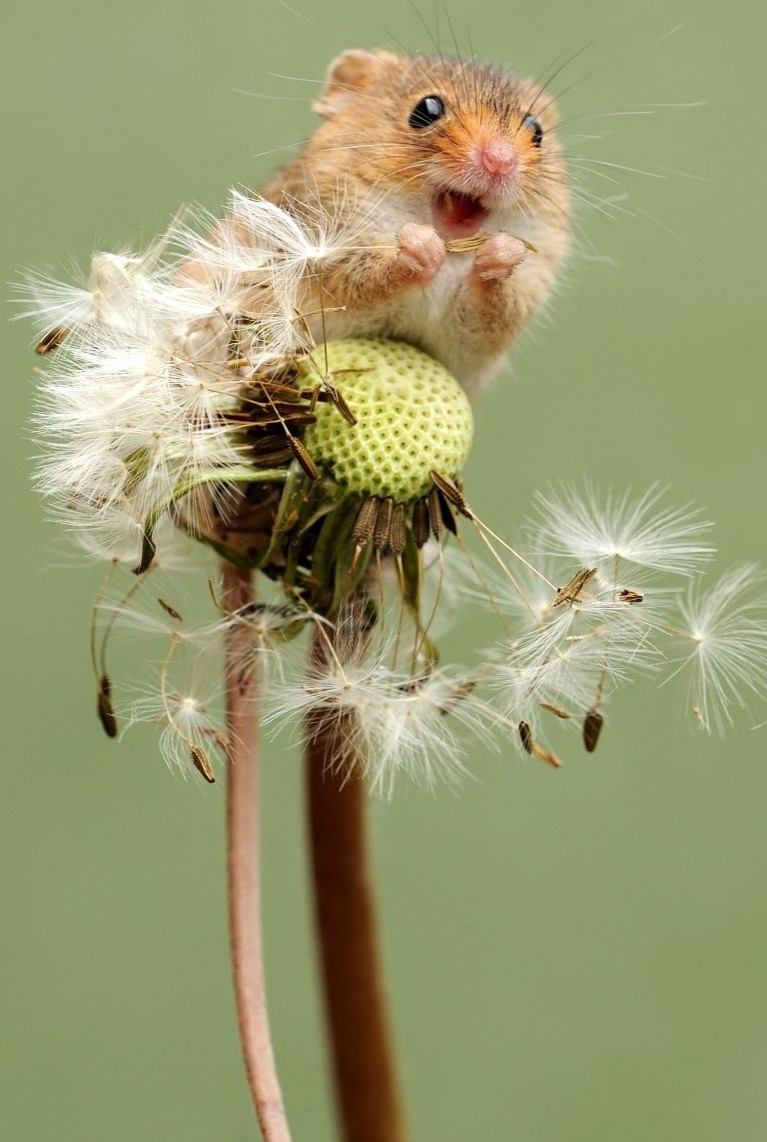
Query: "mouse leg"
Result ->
[[395, 223, 446, 284], [470, 233, 527, 284], [454, 233, 530, 351], [318, 224, 446, 309], [443, 234, 536, 390]]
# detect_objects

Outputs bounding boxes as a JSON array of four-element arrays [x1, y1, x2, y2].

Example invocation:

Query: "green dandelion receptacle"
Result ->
[[301, 339, 474, 504]]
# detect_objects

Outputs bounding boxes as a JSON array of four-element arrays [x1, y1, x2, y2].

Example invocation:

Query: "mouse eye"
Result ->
[[522, 115, 544, 147], [408, 95, 445, 129]]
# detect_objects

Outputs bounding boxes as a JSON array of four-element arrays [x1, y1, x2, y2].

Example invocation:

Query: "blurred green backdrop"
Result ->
[[3, 2, 766, 1139]]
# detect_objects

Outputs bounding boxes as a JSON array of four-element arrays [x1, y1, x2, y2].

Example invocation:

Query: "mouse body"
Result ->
[[213, 50, 570, 395]]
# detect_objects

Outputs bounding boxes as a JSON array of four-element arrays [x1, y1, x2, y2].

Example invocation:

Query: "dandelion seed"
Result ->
[[129, 682, 227, 779], [412, 498, 430, 548], [97, 674, 118, 739], [272, 660, 482, 796], [190, 744, 216, 783], [35, 325, 69, 355], [540, 702, 572, 720], [669, 565, 767, 734], [518, 720, 533, 753], [531, 742, 562, 768], [582, 704, 604, 752], [532, 484, 714, 576], [362, 673, 481, 796], [552, 566, 598, 607], [158, 598, 184, 622]]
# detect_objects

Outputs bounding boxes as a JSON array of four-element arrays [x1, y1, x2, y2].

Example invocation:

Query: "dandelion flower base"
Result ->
[[301, 339, 473, 503]]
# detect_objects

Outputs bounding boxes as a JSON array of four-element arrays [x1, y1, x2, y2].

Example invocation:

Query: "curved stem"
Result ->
[[222, 561, 291, 1142], [305, 628, 407, 1142]]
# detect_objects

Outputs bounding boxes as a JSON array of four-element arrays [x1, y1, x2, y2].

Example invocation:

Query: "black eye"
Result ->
[[408, 95, 445, 129], [522, 114, 543, 147]]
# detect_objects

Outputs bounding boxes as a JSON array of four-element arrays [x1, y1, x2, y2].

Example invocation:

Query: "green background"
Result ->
[[3, 2, 766, 1139]]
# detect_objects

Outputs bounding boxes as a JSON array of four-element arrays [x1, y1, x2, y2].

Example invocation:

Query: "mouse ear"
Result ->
[[313, 50, 391, 119]]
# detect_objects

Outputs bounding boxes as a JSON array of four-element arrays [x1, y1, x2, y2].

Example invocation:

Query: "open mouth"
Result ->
[[432, 190, 490, 240]]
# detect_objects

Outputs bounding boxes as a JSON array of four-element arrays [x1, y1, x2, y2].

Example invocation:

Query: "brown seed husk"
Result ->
[[436, 488, 458, 535], [444, 231, 537, 255], [374, 498, 394, 552], [552, 567, 597, 607], [531, 743, 562, 768], [539, 702, 572, 720], [35, 325, 69, 354], [427, 487, 443, 540], [389, 502, 407, 557], [430, 470, 471, 516], [445, 230, 489, 253], [583, 706, 604, 753], [190, 745, 216, 783], [158, 598, 183, 622], [288, 436, 319, 480], [97, 674, 118, 739], [412, 498, 430, 548], [438, 678, 478, 715], [352, 497, 380, 549], [323, 383, 357, 425]]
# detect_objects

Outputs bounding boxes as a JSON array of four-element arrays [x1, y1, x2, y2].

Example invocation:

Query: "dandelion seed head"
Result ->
[[16, 268, 98, 340], [532, 484, 715, 577], [362, 677, 474, 797], [671, 565, 767, 734], [274, 664, 478, 796], [262, 604, 474, 793], [126, 651, 227, 780], [25, 183, 767, 787]]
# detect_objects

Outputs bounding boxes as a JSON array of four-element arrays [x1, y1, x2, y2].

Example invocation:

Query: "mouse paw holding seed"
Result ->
[[396, 223, 446, 284], [471, 232, 527, 284]]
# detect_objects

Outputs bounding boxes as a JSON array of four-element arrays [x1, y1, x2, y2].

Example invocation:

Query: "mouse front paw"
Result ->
[[472, 233, 527, 284], [396, 223, 446, 284]]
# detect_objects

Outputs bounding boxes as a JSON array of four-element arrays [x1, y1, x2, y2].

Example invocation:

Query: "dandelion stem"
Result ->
[[305, 626, 407, 1142], [222, 561, 291, 1142]]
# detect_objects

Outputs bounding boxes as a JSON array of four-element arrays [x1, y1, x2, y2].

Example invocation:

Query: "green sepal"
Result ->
[[333, 520, 373, 614], [122, 447, 151, 497], [401, 531, 438, 670], [298, 497, 372, 614], [309, 497, 358, 593], [133, 465, 287, 575], [256, 462, 311, 572]]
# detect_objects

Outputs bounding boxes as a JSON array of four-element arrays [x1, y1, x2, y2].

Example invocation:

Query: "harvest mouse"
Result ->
[[252, 49, 570, 396]]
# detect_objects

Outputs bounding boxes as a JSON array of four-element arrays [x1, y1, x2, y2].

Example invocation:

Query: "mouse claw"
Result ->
[[472, 232, 527, 284], [396, 223, 446, 284]]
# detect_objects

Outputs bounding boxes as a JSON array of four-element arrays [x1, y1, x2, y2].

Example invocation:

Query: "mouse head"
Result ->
[[312, 50, 567, 240]]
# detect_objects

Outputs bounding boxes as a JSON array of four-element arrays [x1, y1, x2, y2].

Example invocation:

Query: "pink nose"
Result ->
[[480, 141, 517, 177]]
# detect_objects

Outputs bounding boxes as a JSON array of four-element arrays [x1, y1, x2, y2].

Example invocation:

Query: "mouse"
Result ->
[[245, 49, 571, 396]]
